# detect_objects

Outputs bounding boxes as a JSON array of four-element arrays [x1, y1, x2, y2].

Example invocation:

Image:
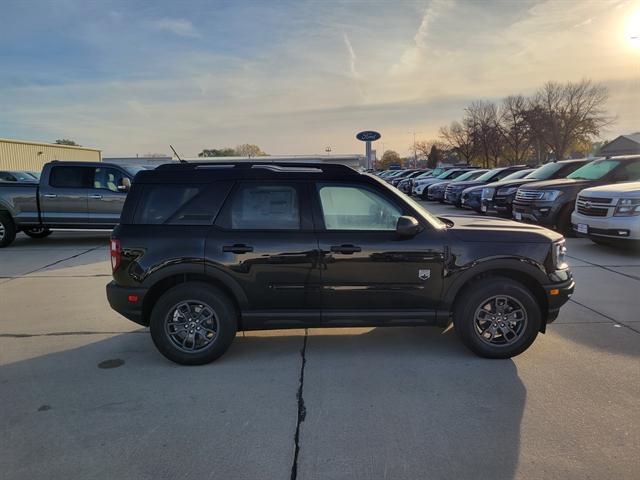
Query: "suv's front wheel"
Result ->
[[453, 277, 541, 358], [149, 282, 237, 365]]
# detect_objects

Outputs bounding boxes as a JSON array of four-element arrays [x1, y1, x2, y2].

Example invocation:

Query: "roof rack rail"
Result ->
[[157, 161, 360, 176]]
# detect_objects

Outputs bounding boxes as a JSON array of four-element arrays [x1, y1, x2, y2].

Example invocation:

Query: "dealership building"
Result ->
[[0, 137, 101, 172]]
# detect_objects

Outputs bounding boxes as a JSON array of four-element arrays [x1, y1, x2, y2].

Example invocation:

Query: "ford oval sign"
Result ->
[[356, 131, 381, 142]]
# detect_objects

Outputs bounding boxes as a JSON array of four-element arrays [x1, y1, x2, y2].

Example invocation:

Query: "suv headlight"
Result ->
[[497, 186, 517, 196], [552, 240, 568, 270], [541, 190, 562, 201], [482, 187, 495, 200], [614, 198, 640, 216]]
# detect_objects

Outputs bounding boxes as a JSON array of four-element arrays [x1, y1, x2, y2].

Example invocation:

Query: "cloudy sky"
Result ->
[[1, 0, 638, 157]]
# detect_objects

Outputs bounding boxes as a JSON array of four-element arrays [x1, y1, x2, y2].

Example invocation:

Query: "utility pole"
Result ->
[[408, 131, 421, 168]]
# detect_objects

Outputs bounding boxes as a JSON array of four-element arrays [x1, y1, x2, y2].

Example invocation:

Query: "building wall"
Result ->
[[0, 138, 101, 172]]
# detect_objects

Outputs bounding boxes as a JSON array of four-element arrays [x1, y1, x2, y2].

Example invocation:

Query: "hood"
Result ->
[[484, 178, 537, 189], [447, 180, 487, 189], [441, 215, 563, 243], [462, 184, 485, 194], [519, 178, 592, 190], [580, 181, 640, 197], [415, 177, 449, 186]]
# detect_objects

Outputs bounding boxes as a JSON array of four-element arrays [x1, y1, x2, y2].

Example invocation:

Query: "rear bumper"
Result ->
[[106, 281, 149, 326], [542, 278, 575, 324]]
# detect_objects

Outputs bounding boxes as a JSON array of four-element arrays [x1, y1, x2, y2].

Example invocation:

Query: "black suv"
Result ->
[[107, 162, 574, 364], [481, 159, 591, 218], [512, 156, 640, 234], [443, 165, 528, 207]]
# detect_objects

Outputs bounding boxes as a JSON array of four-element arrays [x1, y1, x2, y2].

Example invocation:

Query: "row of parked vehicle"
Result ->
[[377, 155, 640, 247]]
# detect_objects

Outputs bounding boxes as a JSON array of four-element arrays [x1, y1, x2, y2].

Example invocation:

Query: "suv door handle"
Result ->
[[43, 194, 57, 198], [89, 194, 103, 199], [222, 244, 254, 254], [330, 244, 362, 254]]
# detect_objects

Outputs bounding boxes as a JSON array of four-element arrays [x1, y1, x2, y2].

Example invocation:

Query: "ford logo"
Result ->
[[356, 131, 381, 142]]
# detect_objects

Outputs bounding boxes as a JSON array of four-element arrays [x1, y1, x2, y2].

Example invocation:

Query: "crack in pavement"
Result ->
[[569, 299, 640, 335], [290, 329, 308, 480], [0, 245, 104, 285], [567, 254, 640, 282], [0, 331, 146, 338]]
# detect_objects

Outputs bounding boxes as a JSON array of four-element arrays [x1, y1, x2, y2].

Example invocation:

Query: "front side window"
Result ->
[[229, 183, 300, 230], [93, 168, 126, 192], [318, 184, 401, 231]]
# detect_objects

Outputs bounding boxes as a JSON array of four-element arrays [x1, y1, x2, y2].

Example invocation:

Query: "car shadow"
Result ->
[[0, 326, 526, 480]]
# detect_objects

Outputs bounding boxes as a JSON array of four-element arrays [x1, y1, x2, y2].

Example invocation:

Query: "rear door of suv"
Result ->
[[312, 181, 445, 326], [209, 180, 321, 328]]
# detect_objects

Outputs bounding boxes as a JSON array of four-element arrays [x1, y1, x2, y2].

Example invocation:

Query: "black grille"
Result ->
[[577, 205, 608, 217], [579, 196, 612, 204]]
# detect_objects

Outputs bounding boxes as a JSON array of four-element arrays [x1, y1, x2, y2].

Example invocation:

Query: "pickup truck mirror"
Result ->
[[118, 177, 131, 192], [396, 216, 421, 237]]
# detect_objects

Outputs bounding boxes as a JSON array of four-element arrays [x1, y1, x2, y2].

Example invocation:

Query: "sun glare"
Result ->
[[626, 8, 640, 50]]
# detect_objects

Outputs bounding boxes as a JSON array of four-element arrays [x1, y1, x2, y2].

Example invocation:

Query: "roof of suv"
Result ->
[[136, 161, 362, 183]]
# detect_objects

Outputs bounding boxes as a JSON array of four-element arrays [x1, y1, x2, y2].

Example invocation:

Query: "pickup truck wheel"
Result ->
[[453, 277, 541, 358], [0, 213, 16, 248], [24, 227, 52, 239], [149, 282, 237, 365]]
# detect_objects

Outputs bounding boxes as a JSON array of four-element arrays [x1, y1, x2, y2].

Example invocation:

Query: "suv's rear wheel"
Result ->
[[453, 277, 541, 358], [149, 282, 237, 365], [0, 212, 16, 248]]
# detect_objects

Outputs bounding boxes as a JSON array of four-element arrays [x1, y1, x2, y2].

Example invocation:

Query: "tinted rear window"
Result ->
[[132, 182, 232, 225], [49, 166, 94, 188]]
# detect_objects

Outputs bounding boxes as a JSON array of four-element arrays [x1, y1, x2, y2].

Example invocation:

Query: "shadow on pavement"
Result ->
[[0, 327, 525, 480]]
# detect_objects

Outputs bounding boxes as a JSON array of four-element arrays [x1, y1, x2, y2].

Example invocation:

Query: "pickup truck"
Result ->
[[0, 161, 144, 247]]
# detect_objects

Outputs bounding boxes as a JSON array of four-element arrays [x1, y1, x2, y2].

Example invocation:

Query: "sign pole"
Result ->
[[365, 141, 372, 170]]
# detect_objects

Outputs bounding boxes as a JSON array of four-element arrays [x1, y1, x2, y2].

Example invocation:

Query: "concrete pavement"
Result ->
[[0, 204, 638, 479]]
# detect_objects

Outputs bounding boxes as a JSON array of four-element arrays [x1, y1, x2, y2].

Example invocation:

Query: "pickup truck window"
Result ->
[[50, 166, 94, 188], [93, 167, 126, 192]]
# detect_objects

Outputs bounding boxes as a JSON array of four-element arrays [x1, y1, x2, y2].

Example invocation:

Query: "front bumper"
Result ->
[[571, 211, 640, 240], [428, 188, 445, 200], [106, 281, 149, 326], [482, 195, 514, 216], [512, 201, 562, 226], [542, 277, 575, 324], [444, 190, 463, 205]]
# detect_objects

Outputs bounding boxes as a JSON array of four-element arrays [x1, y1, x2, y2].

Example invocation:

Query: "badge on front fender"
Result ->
[[418, 269, 431, 280]]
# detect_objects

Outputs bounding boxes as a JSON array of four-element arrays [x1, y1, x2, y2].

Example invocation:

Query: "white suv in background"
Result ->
[[572, 181, 640, 246]]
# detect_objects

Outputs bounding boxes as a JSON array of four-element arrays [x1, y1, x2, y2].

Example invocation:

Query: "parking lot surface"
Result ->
[[1, 203, 639, 480]]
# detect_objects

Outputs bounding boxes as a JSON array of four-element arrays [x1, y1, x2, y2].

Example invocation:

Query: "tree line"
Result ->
[[380, 79, 612, 170], [198, 144, 268, 158]]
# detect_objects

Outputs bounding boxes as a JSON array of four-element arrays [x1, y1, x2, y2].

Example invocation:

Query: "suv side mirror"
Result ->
[[118, 177, 131, 192], [396, 216, 421, 237]]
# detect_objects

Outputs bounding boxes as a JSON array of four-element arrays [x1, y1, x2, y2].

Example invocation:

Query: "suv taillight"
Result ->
[[110, 238, 121, 272]]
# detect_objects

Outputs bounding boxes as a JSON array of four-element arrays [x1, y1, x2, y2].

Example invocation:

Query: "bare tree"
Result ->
[[439, 120, 476, 164], [526, 79, 610, 161], [465, 101, 503, 168], [498, 95, 533, 165]]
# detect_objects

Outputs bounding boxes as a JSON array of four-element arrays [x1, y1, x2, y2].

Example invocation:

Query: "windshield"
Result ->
[[414, 171, 433, 179], [526, 162, 566, 180], [454, 170, 482, 181], [501, 169, 532, 181], [568, 159, 619, 180], [475, 170, 500, 182]]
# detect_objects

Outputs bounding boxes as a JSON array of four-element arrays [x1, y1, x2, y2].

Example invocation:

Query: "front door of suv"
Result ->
[[313, 182, 445, 326], [210, 181, 321, 328]]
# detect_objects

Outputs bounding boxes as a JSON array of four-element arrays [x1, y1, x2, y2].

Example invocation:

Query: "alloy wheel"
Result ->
[[473, 295, 528, 346], [164, 300, 219, 353]]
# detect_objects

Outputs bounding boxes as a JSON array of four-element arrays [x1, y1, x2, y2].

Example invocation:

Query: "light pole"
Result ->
[[408, 131, 421, 168]]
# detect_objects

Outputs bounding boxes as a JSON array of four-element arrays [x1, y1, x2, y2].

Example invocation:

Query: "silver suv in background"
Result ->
[[571, 181, 640, 246]]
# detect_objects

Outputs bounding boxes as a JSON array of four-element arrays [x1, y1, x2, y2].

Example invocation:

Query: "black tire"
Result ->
[[24, 227, 52, 239], [453, 276, 541, 359], [556, 204, 575, 237], [0, 212, 16, 248], [149, 282, 237, 365]]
